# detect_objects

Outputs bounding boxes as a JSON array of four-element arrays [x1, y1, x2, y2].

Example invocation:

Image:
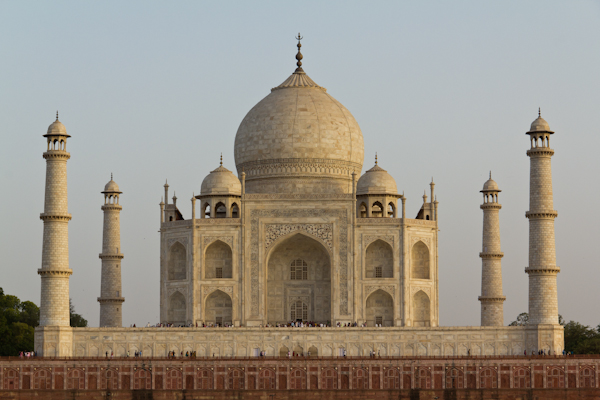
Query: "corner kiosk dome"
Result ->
[[481, 176, 500, 192], [357, 162, 398, 195], [200, 163, 241, 196], [233, 37, 364, 194], [528, 112, 553, 134]]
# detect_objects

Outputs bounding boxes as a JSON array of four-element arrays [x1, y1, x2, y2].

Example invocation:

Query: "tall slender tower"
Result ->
[[526, 111, 559, 325], [479, 173, 506, 326], [98, 175, 124, 327], [39, 113, 72, 327]]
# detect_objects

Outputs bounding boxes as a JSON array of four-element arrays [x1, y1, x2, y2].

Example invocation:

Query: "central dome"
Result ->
[[234, 44, 364, 194]]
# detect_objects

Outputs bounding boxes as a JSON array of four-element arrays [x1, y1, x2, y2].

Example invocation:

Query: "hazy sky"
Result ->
[[2, 1, 599, 328]]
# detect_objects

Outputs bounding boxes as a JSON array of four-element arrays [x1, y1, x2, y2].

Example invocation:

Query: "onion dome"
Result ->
[[527, 108, 553, 133], [481, 172, 500, 192], [233, 35, 364, 194], [356, 157, 398, 195], [201, 158, 241, 196], [45, 111, 70, 137], [102, 174, 122, 194]]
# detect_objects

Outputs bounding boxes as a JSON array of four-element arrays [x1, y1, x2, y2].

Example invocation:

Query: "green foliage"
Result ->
[[69, 299, 88, 328], [509, 312, 529, 326], [0, 287, 39, 356]]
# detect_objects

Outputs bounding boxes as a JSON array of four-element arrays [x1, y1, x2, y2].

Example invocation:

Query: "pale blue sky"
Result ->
[[1, 1, 599, 328]]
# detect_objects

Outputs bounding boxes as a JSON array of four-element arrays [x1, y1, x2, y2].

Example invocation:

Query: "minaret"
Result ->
[[526, 111, 559, 325], [39, 113, 72, 327], [478, 173, 506, 326], [98, 175, 124, 327]]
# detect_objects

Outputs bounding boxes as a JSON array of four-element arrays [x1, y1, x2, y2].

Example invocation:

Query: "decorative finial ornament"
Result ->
[[220, 153, 223, 166], [111, 173, 113, 181], [538, 107, 541, 117], [295, 33, 304, 73], [56, 111, 59, 121], [375, 152, 378, 165], [489, 171, 492, 179]]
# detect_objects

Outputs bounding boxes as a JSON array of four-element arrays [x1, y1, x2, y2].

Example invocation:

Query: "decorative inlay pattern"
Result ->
[[167, 237, 188, 248], [410, 286, 431, 297], [250, 209, 349, 317], [265, 224, 333, 252], [167, 286, 186, 298], [203, 286, 234, 300], [245, 193, 353, 200], [364, 285, 395, 299], [203, 236, 233, 248], [363, 235, 394, 248], [411, 237, 431, 247]]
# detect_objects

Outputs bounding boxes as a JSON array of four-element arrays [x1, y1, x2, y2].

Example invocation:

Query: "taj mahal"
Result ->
[[34, 38, 563, 358]]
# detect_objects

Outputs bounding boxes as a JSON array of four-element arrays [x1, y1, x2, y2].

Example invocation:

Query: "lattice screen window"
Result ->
[[375, 316, 383, 326], [290, 301, 308, 321], [216, 267, 223, 279], [375, 266, 383, 278], [215, 317, 223, 326], [290, 259, 308, 280]]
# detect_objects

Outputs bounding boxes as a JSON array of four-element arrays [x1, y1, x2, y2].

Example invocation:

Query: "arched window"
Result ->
[[168, 291, 186, 324], [359, 203, 367, 218], [411, 241, 430, 279], [365, 240, 393, 278], [413, 290, 430, 327], [388, 202, 395, 217], [290, 259, 308, 280], [205, 290, 233, 326], [168, 242, 187, 280], [290, 300, 308, 321], [205, 240, 233, 279], [203, 203, 210, 219], [231, 203, 239, 218], [372, 202, 383, 217], [215, 202, 226, 218]]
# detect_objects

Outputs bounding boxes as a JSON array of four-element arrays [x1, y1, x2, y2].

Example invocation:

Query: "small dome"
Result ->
[[104, 179, 120, 193], [529, 116, 551, 132], [45, 113, 70, 137], [481, 173, 501, 192], [201, 165, 241, 196], [357, 163, 398, 195]]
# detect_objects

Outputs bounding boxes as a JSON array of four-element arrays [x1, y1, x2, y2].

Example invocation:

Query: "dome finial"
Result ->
[[220, 153, 223, 166], [489, 171, 492, 179], [111, 172, 113, 181], [56, 111, 59, 121], [375, 152, 378, 165], [538, 107, 541, 117], [294, 33, 304, 73]]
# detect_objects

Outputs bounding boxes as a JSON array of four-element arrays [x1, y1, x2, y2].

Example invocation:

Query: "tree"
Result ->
[[69, 299, 88, 327], [0, 288, 38, 355], [509, 312, 529, 326]]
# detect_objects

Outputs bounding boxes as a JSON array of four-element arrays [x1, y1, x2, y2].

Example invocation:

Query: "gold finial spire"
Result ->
[[295, 33, 304, 73], [375, 152, 378, 165], [220, 153, 223, 166], [538, 107, 541, 117], [56, 111, 59, 121], [111, 172, 113, 180], [489, 171, 492, 179]]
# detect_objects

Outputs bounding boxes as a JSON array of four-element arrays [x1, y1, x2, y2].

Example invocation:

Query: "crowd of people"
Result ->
[[128, 321, 387, 328]]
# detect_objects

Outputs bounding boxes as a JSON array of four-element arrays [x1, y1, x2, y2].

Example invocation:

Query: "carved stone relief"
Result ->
[[410, 286, 431, 297], [203, 236, 234, 248], [364, 285, 395, 299], [202, 286, 234, 300], [167, 237, 188, 248], [363, 235, 394, 248], [265, 224, 333, 252], [411, 236, 431, 247], [250, 209, 349, 317]]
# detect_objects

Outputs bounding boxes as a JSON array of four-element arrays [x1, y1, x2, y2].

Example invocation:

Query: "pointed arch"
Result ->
[[366, 289, 394, 327], [372, 201, 383, 217], [231, 202, 239, 218], [413, 290, 430, 327], [446, 367, 464, 389], [365, 239, 393, 278], [359, 202, 367, 218], [168, 291, 186, 324], [205, 240, 233, 279], [67, 368, 85, 390], [203, 202, 210, 219], [133, 369, 152, 390], [258, 368, 276, 390], [204, 289, 232, 326], [215, 202, 226, 218], [387, 202, 395, 217], [168, 242, 187, 280], [411, 241, 430, 279], [196, 368, 214, 390]]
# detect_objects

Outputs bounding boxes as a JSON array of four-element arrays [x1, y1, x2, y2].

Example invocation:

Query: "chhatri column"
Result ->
[[38, 113, 73, 327], [478, 173, 506, 326], [525, 111, 560, 325], [98, 175, 125, 327]]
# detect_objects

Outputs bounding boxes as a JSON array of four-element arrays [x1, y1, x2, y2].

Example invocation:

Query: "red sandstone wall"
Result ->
[[1, 356, 599, 398]]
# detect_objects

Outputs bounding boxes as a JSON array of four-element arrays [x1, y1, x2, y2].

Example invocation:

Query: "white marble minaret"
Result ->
[[98, 175, 124, 327], [39, 113, 72, 328], [526, 111, 559, 325], [479, 173, 505, 326]]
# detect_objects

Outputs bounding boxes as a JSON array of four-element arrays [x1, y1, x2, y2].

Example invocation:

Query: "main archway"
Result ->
[[266, 233, 331, 324]]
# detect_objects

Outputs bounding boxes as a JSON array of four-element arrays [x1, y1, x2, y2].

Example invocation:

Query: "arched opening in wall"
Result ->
[[413, 290, 430, 327], [203, 203, 211, 218], [168, 242, 187, 280], [266, 233, 331, 325], [365, 240, 393, 278], [359, 203, 367, 218], [279, 346, 289, 357], [365, 290, 393, 327], [205, 290, 232, 326], [388, 202, 395, 217], [205, 240, 233, 279], [308, 345, 318, 356], [372, 201, 383, 217], [215, 202, 226, 218], [168, 291, 186, 325], [231, 203, 239, 218], [411, 241, 430, 279]]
